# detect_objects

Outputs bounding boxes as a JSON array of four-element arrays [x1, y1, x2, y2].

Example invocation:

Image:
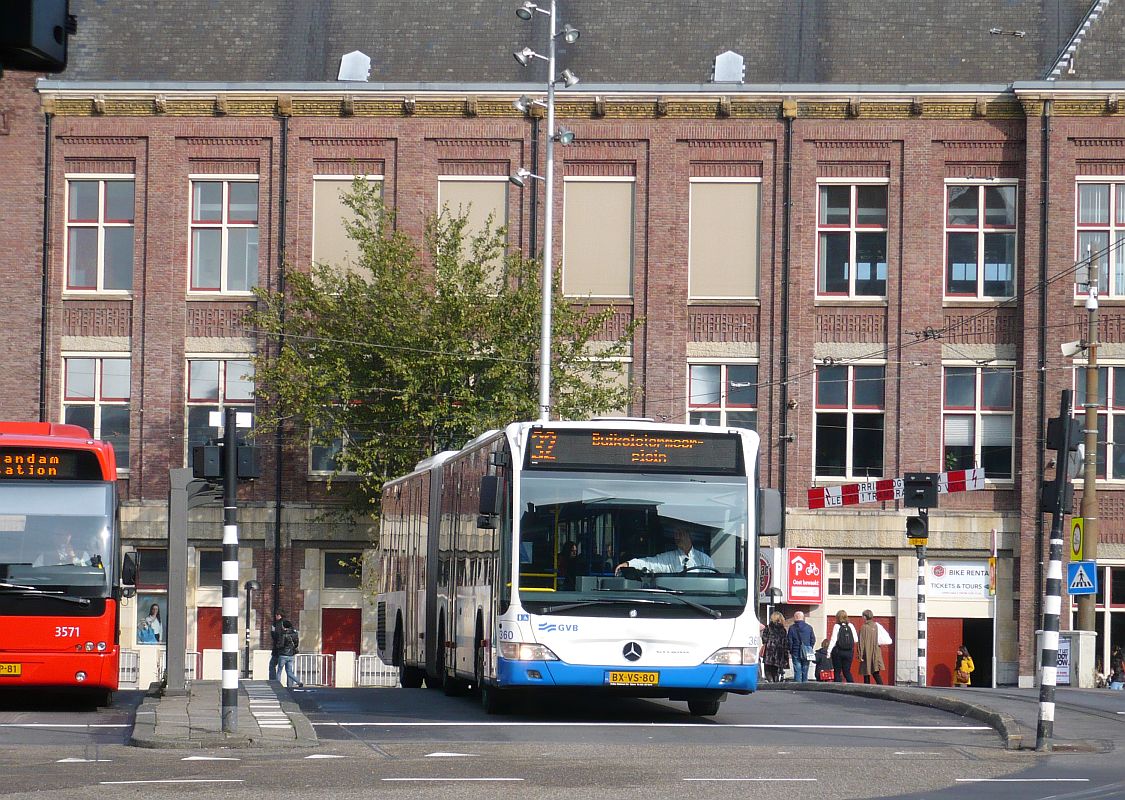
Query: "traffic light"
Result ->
[[903, 473, 939, 508], [192, 445, 222, 478], [1041, 391, 1079, 517], [1040, 480, 1074, 515], [906, 508, 929, 541], [1046, 416, 1082, 453], [0, 0, 77, 73]]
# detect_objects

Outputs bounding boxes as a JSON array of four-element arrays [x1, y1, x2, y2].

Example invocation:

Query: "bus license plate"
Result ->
[[0, 663, 21, 677], [607, 670, 658, 686]]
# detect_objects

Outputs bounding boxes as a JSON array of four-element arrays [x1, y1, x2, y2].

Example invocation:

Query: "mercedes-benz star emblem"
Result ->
[[622, 642, 643, 662]]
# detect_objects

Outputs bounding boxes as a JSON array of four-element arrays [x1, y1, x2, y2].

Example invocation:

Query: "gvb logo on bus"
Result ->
[[786, 548, 825, 604]]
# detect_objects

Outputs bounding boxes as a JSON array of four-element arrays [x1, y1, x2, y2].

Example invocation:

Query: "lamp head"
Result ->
[[1060, 340, 1087, 358], [513, 94, 532, 113], [514, 47, 536, 66], [558, 68, 579, 88], [515, 1, 536, 20], [561, 24, 580, 43], [556, 127, 575, 145], [245, 579, 261, 591]]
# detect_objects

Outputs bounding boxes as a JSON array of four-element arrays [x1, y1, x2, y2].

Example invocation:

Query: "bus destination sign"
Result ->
[[526, 429, 743, 474], [0, 448, 103, 480]]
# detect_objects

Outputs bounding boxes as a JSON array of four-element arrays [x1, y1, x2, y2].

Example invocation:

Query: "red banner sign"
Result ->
[[785, 548, 824, 604]]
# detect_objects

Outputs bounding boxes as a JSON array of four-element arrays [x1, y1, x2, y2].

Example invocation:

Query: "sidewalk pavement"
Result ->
[[760, 680, 1119, 753], [130, 679, 318, 749]]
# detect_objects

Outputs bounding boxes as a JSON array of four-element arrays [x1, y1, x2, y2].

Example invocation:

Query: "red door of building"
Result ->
[[926, 617, 963, 686], [322, 608, 361, 657], [865, 615, 896, 686], [196, 607, 222, 652]]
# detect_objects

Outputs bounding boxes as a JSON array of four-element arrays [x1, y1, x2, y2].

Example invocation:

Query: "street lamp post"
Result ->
[[244, 579, 260, 678], [512, 0, 579, 421]]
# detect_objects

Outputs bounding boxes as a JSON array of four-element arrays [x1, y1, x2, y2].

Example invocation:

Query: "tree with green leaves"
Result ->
[[249, 179, 638, 511]]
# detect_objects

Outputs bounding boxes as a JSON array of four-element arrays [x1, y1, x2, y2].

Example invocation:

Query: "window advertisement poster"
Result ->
[[136, 594, 166, 644], [927, 560, 991, 599]]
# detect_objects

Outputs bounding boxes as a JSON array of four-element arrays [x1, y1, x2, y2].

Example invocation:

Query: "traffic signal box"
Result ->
[[191, 445, 260, 480], [1041, 403, 1081, 515], [904, 472, 938, 543]]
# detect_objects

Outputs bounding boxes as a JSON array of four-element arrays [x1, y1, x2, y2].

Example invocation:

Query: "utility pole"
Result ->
[[1077, 252, 1099, 633], [221, 407, 239, 733]]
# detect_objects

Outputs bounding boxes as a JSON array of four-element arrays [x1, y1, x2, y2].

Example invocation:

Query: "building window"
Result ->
[[814, 364, 885, 478], [1073, 364, 1125, 480], [309, 428, 366, 475], [312, 176, 382, 275], [687, 363, 757, 429], [1075, 181, 1125, 296], [689, 179, 760, 299], [827, 558, 896, 597], [324, 551, 362, 589], [198, 550, 222, 587], [66, 178, 134, 292], [190, 179, 259, 292], [943, 365, 1014, 480], [945, 183, 1017, 298], [185, 358, 254, 459], [135, 547, 169, 590], [437, 176, 508, 280], [62, 356, 130, 469], [562, 178, 634, 297], [817, 183, 887, 297]]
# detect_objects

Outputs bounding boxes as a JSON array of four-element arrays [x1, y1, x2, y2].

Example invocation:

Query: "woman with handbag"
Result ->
[[953, 645, 975, 687]]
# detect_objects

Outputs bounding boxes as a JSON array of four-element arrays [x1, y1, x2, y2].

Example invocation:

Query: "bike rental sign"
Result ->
[[785, 548, 825, 604]]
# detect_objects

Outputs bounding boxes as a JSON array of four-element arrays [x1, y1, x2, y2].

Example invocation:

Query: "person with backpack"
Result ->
[[276, 618, 304, 689], [827, 609, 858, 683]]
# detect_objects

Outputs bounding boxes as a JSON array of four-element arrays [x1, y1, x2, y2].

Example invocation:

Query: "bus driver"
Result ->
[[616, 525, 715, 574]]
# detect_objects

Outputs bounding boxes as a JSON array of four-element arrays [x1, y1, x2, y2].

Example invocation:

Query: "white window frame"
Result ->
[[184, 355, 255, 463], [1073, 361, 1125, 482], [941, 362, 1016, 483], [308, 427, 362, 478], [561, 175, 636, 299], [63, 174, 135, 294], [61, 354, 131, 472], [813, 361, 886, 480], [1074, 177, 1125, 297], [188, 175, 260, 295], [826, 557, 896, 597], [311, 174, 383, 267], [687, 177, 762, 301], [815, 178, 889, 299], [685, 359, 759, 428], [943, 178, 1019, 300]]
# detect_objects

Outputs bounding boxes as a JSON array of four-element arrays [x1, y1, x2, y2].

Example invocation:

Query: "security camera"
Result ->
[[1060, 340, 1086, 358]]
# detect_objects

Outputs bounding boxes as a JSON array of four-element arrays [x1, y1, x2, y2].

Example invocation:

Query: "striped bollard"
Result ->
[[917, 546, 927, 686], [221, 407, 240, 734]]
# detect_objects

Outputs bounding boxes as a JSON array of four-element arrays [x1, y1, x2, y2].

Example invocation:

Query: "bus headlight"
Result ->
[[704, 647, 759, 665], [498, 642, 559, 661], [96, 642, 107, 652], [85, 642, 95, 652]]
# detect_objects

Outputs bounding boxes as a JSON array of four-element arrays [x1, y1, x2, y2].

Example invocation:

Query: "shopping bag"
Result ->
[[877, 623, 892, 646]]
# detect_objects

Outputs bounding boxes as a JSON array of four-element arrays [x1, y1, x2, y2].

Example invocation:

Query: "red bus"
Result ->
[[0, 422, 128, 705]]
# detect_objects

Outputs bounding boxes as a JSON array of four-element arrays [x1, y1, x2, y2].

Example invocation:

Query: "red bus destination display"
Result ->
[[526, 429, 743, 474], [0, 448, 103, 480]]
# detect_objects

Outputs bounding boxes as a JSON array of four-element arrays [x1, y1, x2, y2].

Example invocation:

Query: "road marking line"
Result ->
[[0, 723, 128, 728], [305, 754, 345, 759], [57, 758, 111, 763], [100, 780, 245, 785], [894, 752, 942, 755], [956, 779, 1090, 783], [381, 778, 524, 782], [425, 752, 479, 757], [182, 756, 240, 761], [684, 778, 817, 782], [314, 721, 989, 730]]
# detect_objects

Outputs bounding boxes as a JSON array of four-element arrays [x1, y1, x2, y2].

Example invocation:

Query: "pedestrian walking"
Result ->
[[857, 609, 885, 685], [1108, 646, 1124, 690], [276, 619, 304, 689], [268, 610, 285, 681], [814, 639, 834, 682], [827, 609, 858, 683], [953, 644, 974, 687], [761, 611, 790, 682], [786, 610, 816, 683]]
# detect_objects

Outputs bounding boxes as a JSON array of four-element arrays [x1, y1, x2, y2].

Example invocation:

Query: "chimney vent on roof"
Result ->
[[338, 51, 371, 82], [711, 51, 745, 83]]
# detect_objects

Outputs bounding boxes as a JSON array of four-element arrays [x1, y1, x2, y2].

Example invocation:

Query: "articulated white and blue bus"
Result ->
[[376, 420, 780, 715]]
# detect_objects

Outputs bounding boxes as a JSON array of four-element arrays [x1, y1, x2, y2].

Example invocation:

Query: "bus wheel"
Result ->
[[88, 689, 113, 708], [394, 626, 424, 688], [474, 636, 506, 714], [687, 698, 721, 717]]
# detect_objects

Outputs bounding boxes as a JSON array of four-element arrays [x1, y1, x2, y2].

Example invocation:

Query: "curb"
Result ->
[[758, 682, 1024, 750]]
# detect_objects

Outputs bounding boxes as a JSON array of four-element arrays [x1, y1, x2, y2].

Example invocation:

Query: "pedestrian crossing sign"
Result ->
[[1066, 560, 1098, 596]]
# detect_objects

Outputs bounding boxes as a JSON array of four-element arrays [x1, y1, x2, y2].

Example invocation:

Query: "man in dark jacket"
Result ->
[[786, 610, 816, 683], [277, 618, 304, 688], [268, 610, 285, 681]]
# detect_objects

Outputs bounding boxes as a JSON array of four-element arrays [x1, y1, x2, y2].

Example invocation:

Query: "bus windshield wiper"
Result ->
[[621, 587, 722, 618], [0, 582, 91, 605], [541, 594, 720, 618]]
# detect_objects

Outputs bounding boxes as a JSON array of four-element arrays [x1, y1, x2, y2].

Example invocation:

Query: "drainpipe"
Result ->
[[1034, 101, 1052, 638], [39, 111, 52, 422], [778, 103, 796, 548], [272, 114, 289, 615], [529, 115, 539, 257]]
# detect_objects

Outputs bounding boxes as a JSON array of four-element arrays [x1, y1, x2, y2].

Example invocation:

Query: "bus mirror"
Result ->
[[759, 488, 782, 537], [121, 552, 137, 586], [479, 475, 501, 516]]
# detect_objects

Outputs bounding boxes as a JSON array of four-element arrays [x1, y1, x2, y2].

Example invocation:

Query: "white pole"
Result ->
[[536, 0, 558, 422], [991, 527, 998, 688]]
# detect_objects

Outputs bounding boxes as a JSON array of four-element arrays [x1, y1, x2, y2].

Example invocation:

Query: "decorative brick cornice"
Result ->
[[681, 139, 766, 149], [429, 138, 514, 148], [177, 137, 264, 147], [689, 311, 758, 343], [1071, 137, 1125, 147], [302, 137, 390, 147], [813, 140, 896, 151], [815, 311, 886, 343], [57, 136, 140, 146]]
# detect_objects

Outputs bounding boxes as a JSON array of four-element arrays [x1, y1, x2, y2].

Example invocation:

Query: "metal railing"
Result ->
[[294, 652, 335, 687], [158, 650, 201, 682], [356, 654, 401, 687], [118, 649, 140, 687]]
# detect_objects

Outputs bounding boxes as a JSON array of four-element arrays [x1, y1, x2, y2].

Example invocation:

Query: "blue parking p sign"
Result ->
[[1066, 560, 1098, 595]]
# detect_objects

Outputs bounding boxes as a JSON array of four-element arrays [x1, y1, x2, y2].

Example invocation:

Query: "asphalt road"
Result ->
[[0, 686, 1121, 799]]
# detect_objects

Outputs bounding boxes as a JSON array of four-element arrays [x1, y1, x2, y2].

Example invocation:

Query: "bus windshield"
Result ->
[[518, 471, 750, 616], [0, 483, 115, 594]]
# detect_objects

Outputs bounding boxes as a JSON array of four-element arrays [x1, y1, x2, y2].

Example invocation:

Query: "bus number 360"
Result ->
[[54, 626, 80, 637]]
